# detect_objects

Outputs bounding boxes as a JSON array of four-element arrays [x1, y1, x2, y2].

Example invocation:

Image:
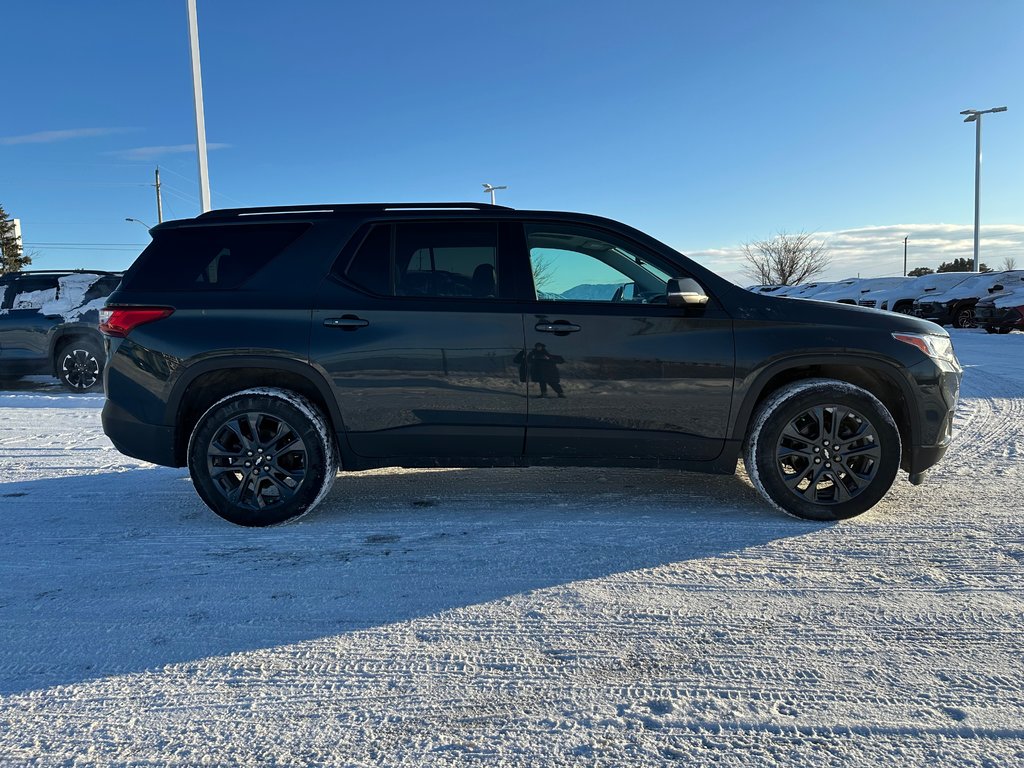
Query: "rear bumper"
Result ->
[[101, 399, 179, 467]]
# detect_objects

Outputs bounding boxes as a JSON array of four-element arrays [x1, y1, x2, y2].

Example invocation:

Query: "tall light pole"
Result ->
[[903, 235, 909, 276], [482, 183, 507, 205], [125, 217, 152, 230], [187, 0, 212, 213], [960, 106, 1007, 271]]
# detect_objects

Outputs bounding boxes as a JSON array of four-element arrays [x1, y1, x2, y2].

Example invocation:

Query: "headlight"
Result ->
[[893, 332, 957, 364]]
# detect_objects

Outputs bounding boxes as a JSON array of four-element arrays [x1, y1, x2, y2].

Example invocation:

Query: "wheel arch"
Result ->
[[168, 357, 346, 467], [733, 356, 917, 471], [48, 326, 105, 377]]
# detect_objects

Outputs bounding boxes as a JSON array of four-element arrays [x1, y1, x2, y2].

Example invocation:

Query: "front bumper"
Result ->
[[916, 302, 953, 325], [903, 356, 961, 475]]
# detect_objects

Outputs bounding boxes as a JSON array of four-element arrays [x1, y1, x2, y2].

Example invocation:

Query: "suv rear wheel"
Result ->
[[743, 379, 901, 521], [57, 338, 104, 392], [187, 388, 338, 526]]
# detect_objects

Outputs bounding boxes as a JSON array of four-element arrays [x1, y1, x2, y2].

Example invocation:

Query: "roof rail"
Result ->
[[196, 202, 513, 219], [1, 269, 123, 277]]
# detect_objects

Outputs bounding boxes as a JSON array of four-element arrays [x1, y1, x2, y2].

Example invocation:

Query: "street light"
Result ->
[[125, 217, 152, 230], [903, 235, 909, 276], [482, 183, 507, 205], [960, 106, 1007, 271]]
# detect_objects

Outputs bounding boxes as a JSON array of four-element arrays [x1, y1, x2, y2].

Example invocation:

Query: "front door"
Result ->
[[519, 222, 735, 461], [311, 220, 527, 458]]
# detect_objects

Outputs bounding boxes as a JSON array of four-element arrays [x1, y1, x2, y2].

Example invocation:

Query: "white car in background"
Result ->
[[810, 277, 909, 305], [868, 272, 977, 315], [781, 281, 836, 299]]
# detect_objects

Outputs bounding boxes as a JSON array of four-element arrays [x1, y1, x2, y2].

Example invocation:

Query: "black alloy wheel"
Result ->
[[57, 340, 103, 392], [774, 405, 881, 506], [206, 411, 309, 512], [188, 389, 337, 526], [744, 379, 901, 521]]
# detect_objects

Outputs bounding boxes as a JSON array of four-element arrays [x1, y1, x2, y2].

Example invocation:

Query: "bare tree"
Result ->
[[1002, 256, 1018, 271], [531, 253, 555, 291], [740, 231, 830, 286]]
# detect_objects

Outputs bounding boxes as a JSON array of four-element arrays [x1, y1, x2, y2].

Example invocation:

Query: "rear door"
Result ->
[[310, 220, 527, 458], [0, 274, 61, 363]]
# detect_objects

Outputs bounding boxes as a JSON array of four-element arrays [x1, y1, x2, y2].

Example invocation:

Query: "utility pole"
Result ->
[[187, 0, 212, 213], [903, 235, 908, 276], [960, 106, 1007, 272], [154, 167, 164, 223]]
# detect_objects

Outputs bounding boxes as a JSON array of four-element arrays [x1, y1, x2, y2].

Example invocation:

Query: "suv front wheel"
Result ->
[[743, 379, 901, 521], [187, 388, 338, 526]]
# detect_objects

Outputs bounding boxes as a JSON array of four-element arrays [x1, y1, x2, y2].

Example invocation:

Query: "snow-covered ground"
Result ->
[[1, 330, 1022, 766]]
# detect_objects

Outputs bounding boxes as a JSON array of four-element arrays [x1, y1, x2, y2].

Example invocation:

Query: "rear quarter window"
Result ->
[[120, 223, 309, 291]]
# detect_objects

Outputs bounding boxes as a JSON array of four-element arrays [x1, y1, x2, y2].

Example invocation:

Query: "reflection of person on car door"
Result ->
[[516, 342, 565, 397]]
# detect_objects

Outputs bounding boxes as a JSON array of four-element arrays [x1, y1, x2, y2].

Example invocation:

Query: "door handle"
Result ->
[[324, 315, 369, 330], [535, 321, 581, 334]]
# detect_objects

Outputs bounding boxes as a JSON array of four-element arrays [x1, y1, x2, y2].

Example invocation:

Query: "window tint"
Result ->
[[344, 225, 391, 295], [121, 224, 308, 291], [525, 224, 672, 303], [395, 223, 498, 298]]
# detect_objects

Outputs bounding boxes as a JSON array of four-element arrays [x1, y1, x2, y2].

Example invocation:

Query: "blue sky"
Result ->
[[3, 1, 1022, 282]]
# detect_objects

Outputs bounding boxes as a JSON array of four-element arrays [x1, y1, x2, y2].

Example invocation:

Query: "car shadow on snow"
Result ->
[[0, 464, 823, 695]]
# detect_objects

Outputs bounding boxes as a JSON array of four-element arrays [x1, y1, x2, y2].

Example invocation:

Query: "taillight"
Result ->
[[99, 306, 174, 338]]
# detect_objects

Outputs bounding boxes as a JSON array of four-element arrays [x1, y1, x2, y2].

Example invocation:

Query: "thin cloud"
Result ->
[[107, 143, 231, 161], [0, 127, 134, 145], [686, 223, 1024, 285]]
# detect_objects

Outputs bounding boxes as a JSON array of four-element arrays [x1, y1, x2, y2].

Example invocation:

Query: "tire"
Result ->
[[893, 303, 914, 315], [743, 379, 901, 521], [187, 388, 338, 527], [954, 306, 976, 329], [984, 325, 998, 334], [998, 327, 1013, 335], [56, 338, 104, 392]]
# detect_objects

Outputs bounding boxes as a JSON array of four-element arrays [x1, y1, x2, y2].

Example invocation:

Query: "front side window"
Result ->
[[525, 223, 672, 303]]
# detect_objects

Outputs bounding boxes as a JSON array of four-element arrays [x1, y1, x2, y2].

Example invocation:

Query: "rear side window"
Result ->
[[342, 222, 499, 299], [121, 224, 308, 291]]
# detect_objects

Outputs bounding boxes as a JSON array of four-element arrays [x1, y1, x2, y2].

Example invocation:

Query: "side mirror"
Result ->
[[666, 277, 709, 308]]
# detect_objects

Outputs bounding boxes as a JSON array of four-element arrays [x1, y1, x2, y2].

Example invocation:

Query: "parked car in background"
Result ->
[[784, 281, 836, 299], [870, 272, 977, 315], [746, 284, 788, 295], [849, 277, 917, 308], [0, 270, 122, 391], [100, 202, 961, 527], [974, 277, 1024, 334], [915, 271, 1024, 328], [809, 278, 870, 304]]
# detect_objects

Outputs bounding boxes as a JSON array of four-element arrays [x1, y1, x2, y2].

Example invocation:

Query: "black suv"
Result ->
[[100, 203, 962, 526], [0, 269, 122, 391]]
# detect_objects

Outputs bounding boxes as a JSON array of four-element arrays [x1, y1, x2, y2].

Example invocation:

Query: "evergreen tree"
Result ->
[[0, 204, 32, 275], [937, 257, 990, 273]]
